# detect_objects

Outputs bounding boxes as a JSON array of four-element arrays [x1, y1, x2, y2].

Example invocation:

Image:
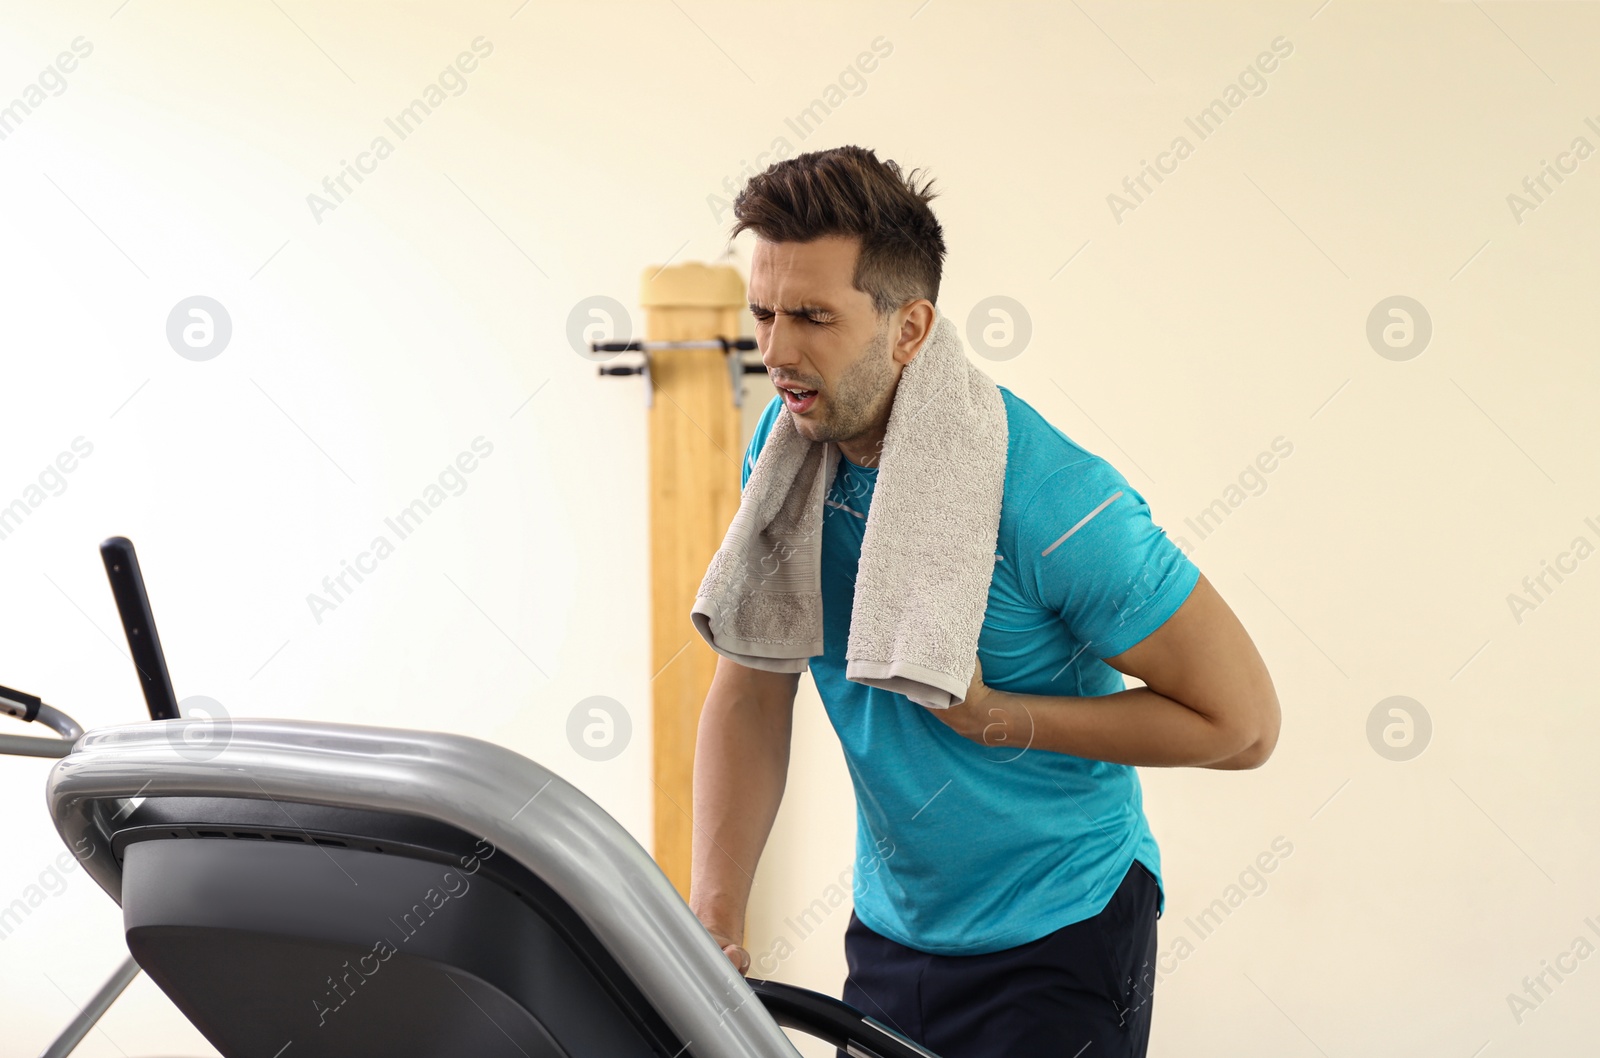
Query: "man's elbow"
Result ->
[[1231, 734, 1275, 770], [1232, 693, 1281, 769]]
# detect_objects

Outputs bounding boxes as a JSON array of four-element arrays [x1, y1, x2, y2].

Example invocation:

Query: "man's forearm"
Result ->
[[979, 685, 1265, 769], [688, 695, 790, 938]]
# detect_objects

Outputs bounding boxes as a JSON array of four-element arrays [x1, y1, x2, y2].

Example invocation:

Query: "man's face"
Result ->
[[748, 235, 902, 456]]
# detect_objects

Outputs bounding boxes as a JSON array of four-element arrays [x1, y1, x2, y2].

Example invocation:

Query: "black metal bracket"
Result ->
[[594, 337, 765, 410]]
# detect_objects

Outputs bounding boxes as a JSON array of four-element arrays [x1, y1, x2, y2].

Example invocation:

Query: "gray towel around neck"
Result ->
[[688, 309, 1008, 709]]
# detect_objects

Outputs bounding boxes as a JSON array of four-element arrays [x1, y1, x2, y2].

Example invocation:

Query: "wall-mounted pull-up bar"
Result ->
[[597, 337, 766, 409]]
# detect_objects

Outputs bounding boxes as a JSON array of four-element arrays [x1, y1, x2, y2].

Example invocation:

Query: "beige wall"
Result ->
[[1, 1, 1596, 1055]]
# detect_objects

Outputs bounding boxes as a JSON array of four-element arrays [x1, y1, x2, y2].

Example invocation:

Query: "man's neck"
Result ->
[[838, 428, 886, 468]]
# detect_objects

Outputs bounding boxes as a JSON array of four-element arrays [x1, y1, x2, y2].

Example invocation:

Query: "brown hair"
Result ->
[[730, 145, 946, 317]]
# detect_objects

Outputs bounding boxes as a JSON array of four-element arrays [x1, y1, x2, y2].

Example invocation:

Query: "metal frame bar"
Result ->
[[37, 956, 141, 1058]]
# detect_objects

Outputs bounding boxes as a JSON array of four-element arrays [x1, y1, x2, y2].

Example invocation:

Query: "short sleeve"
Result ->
[[1015, 456, 1200, 659], [741, 394, 783, 491]]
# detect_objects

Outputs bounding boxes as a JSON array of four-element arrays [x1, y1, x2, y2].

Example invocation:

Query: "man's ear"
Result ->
[[893, 299, 936, 365]]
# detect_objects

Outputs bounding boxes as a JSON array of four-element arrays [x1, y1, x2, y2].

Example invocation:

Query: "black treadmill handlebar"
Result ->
[[99, 536, 182, 721], [746, 977, 942, 1058]]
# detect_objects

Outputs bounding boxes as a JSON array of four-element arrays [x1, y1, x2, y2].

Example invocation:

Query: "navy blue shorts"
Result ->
[[839, 860, 1160, 1058]]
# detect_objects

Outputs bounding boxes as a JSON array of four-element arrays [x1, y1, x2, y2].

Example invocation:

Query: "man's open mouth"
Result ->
[[779, 385, 818, 414]]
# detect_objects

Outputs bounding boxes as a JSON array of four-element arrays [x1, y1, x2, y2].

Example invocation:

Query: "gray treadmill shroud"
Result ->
[[47, 717, 807, 1058]]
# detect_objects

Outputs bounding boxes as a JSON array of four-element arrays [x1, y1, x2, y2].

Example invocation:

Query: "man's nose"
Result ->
[[759, 320, 802, 375]]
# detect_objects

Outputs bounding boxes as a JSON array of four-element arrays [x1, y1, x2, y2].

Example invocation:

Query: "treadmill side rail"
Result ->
[[47, 717, 804, 1058]]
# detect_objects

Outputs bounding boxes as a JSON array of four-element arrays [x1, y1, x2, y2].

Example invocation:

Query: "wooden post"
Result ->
[[640, 262, 747, 899]]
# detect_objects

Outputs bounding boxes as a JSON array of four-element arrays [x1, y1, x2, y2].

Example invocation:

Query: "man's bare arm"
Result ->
[[688, 657, 801, 971], [934, 572, 1281, 769], [1103, 570, 1279, 767]]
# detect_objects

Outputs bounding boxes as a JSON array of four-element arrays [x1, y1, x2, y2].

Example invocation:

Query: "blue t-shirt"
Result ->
[[739, 385, 1200, 956]]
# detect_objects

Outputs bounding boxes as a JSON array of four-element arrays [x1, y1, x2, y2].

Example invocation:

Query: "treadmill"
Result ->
[[31, 538, 941, 1058]]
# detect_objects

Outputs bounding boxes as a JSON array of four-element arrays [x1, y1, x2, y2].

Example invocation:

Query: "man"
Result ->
[[689, 145, 1280, 1057]]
